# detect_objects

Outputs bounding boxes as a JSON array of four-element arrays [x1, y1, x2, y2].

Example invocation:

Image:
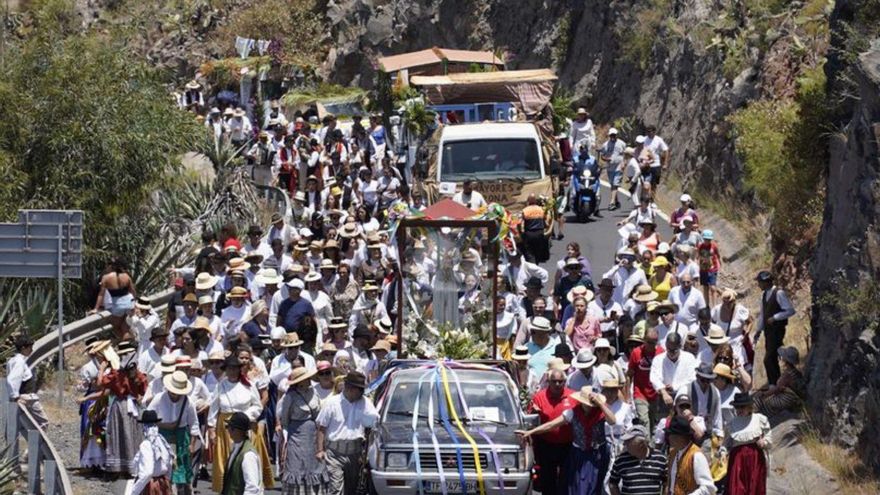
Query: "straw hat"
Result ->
[[195, 272, 219, 290], [511, 345, 530, 361], [600, 377, 622, 389], [370, 340, 391, 353], [257, 268, 282, 285], [228, 286, 248, 299], [632, 284, 659, 303], [228, 257, 251, 271], [185, 80, 200, 89], [713, 363, 736, 381], [288, 367, 317, 386], [547, 357, 570, 372], [721, 288, 738, 302], [319, 259, 337, 271], [159, 355, 177, 373], [88, 340, 111, 356], [529, 316, 552, 332], [198, 295, 214, 306], [281, 332, 304, 348], [374, 317, 393, 334], [572, 349, 597, 369], [304, 271, 321, 283], [705, 325, 730, 345], [135, 296, 152, 311], [192, 316, 212, 333], [566, 285, 595, 303], [183, 293, 199, 305], [569, 385, 605, 407], [163, 370, 193, 395]]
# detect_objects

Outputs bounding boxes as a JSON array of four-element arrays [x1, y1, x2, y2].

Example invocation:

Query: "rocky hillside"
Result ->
[[809, 0, 880, 475]]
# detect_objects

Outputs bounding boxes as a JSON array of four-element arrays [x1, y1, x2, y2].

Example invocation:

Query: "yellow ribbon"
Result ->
[[439, 365, 485, 495]]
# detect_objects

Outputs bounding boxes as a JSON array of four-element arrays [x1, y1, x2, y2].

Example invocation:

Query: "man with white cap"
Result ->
[[599, 127, 627, 210], [642, 124, 669, 189], [277, 278, 314, 334], [566, 348, 600, 391]]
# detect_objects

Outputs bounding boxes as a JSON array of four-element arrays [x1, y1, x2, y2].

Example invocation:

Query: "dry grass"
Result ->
[[801, 425, 880, 495]]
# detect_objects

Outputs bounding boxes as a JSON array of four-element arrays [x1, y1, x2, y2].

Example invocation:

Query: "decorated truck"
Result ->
[[409, 69, 562, 212]]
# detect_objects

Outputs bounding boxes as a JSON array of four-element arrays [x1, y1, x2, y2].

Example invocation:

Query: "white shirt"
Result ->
[[147, 391, 201, 438], [668, 286, 707, 326], [649, 351, 697, 394], [602, 265, 648, 305], [241, 241, 273, 261], [207, 379, 263, 427], [228, 441, 263, 495], [221, 303, 251, 340], [452, 190, 487, 210], [501, 261, 549, 294], [127, 310, 161, 354], [669, 446, 717, 495], [643, 135, 669, 169], [566, 369, 600, 391], [269, 351, 317, 386], [315, 393, 379, 442], [569, 118, 596, 150], [303, 290, 334, 331], [725, 413, 772, 450], [6, 353, 33, 399], [605, 400, 634, 448], [683, 384, 724, 438], [756, 286, 795, 332], [587, 296, 623, 334], [137, 346, 164, 380], [126, 434, 172, 495], [657, 320, 688, 345]]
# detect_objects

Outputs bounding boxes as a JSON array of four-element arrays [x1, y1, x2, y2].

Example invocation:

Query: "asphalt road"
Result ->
[[105, 187, 671, 494]]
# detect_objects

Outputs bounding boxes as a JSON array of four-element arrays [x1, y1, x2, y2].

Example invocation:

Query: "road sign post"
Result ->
[[0, 210, 83, 408]]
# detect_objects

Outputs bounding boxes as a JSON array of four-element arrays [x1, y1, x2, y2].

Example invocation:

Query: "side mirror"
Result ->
[[522, 413, 540, 429]]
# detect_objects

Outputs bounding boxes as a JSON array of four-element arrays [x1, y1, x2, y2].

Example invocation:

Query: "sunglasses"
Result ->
[[318, 370, 332, 376], [549, 379, 565, 384]]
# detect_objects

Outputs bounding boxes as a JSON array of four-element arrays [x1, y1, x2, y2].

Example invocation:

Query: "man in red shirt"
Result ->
[[627, 328, 665, 432], [528, 368, 574, 495]]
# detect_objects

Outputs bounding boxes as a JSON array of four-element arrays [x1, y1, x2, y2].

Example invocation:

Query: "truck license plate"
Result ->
[[424, 480, 478, 493]]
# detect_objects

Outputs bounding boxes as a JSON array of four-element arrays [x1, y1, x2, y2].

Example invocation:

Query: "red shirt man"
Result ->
[[628, 336, 665, 402], [529, 384, 574, 444]]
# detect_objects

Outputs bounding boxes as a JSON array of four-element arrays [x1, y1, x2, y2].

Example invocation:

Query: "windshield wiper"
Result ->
[[462, 417, 508, 427], [387, 410, 429, 419]]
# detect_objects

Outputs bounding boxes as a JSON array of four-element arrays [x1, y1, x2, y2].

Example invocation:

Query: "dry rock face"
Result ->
[[809, 41, 880, 473]]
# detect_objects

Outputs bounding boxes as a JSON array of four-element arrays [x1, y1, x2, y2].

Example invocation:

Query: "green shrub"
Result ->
[[618, 0, 673, 69]]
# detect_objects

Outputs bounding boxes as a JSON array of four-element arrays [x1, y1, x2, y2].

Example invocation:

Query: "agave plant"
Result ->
[[0, 280, 56, 359], [0, 446, 17, 494]]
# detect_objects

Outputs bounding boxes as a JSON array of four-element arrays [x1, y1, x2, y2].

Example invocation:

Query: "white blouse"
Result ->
[[207, 379, 262, 427], [725, 413, 772, 449], [711, 303, 751, 341]]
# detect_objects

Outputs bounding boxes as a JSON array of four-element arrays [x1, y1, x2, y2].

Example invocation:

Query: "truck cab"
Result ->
[[368, 363, 537, 495]]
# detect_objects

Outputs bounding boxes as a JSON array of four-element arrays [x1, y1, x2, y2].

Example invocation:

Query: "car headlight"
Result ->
[[499, 452, 518, 469], [386, 452, 409, 469]]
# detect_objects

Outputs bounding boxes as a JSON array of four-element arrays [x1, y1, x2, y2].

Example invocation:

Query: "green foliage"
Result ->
[[400, 99, 436, 138], [281, 83, 367, 109], [551, 90, 576, 136], [551, 16, 572, 69], [618, 0, 673, 69], [212, 0, 326, 69], [200, 56, 271, 89], [727, 62, 829, 252], [817, 277, 880, 331], [0, 280, 56, 357]]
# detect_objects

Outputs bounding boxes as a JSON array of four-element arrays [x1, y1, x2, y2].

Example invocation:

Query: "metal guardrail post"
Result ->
[[45, 460, 58, 495], [27, 429, 41, 494]]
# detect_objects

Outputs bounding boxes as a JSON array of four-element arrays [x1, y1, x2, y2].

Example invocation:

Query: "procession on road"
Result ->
[[2, 45, 804, 495]]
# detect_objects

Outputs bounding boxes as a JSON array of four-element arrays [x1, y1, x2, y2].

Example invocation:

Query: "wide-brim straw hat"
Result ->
[[705, 325, 730, 345], [511, 345, 530, 361], [713, 363, 736, 381], [135, 297, 152, 311], [281, 332, 304, 347], [570, 386, 605, 407], [289, 367, 317, 386], [566, 285, 594, 303], [163, 370, 193, 395], [195, 272, 219, 290], [632, 285, 659, 303]]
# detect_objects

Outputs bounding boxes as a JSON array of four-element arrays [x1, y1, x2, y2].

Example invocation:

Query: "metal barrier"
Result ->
[[2, 288, 175, 494]]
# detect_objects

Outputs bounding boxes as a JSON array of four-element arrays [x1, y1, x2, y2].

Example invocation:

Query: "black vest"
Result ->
[[762, 288, 788, 329]]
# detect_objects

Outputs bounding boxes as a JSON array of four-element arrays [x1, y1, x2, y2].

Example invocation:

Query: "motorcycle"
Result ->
[[573, 168, 601, 222]]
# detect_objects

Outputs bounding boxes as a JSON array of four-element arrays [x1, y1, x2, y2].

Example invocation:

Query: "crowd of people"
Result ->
[[1, 85, 808, 495]]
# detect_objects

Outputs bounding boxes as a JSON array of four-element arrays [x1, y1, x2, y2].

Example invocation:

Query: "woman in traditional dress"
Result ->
[[753, 346, 806, 417], [207, 355, 263, 492], [724, 393, 771, 495], [100, 353, 149, 476], [517, 385, 617, 495], [77, 340, 111, 471], [277, 367, 328, 495], [125, 410, 173, 495], [238, 344, 275, 489]]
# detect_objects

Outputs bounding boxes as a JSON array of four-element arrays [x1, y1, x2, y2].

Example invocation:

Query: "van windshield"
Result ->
[[383, 375, 519, 426], [440, 139, 541, 182]]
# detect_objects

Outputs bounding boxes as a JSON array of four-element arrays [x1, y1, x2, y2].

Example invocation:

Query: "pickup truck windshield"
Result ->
[[440, 139, 541, 182], [383, 376, 519, 425]]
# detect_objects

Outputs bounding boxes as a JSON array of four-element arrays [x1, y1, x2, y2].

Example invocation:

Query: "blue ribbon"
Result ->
[[427, 369, 447, 494], [412, 368, 434, 495]]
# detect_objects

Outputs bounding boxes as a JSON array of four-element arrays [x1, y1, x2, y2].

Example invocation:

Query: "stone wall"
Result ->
[[809, 41, 880, 472]]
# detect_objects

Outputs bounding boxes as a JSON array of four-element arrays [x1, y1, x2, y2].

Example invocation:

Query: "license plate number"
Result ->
[[424, 480, 477, 493]]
